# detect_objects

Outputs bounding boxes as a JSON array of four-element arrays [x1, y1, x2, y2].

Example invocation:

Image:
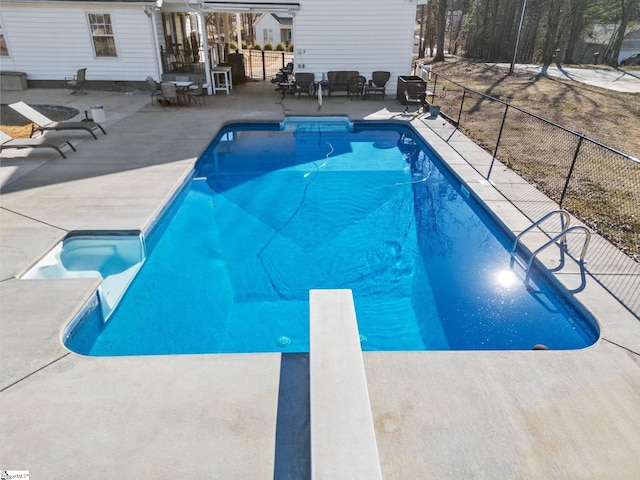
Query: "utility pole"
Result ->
[[509, 0, 527, 75]]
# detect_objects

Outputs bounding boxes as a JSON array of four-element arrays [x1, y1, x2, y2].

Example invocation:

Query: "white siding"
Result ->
[[1, 2, 158, 81], [293, 0, 417, 93], [254, 13, 290, 47]]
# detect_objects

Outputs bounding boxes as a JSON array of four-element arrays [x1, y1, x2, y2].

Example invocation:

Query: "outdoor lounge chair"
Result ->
[[363, 71, 391, 100], [346, 75, 367, 100], [1, 129, 76, 159], [9, 101, 106, 140], [293, 73, 316, 97], [65, 68, 87, 95]]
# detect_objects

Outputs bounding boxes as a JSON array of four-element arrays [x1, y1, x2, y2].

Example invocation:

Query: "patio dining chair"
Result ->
[[146, 77, 162, 104], [160, 82, 180, 108], [187, 78, 206, 106], [65, 68, 87, 95], [404, 83, 426, 113]]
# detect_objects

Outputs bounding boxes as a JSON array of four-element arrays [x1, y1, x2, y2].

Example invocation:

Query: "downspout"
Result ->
[[144, 5, 163, 80]]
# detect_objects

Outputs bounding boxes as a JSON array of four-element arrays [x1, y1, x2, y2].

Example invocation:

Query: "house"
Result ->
[[581, 24, 640, 64], [619, 30, 640, 63], [0, 0, 423, 95], [253, 13, 293, 48]]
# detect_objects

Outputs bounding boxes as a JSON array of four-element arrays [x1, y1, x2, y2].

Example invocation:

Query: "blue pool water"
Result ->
[[65, 119, 599, 355]]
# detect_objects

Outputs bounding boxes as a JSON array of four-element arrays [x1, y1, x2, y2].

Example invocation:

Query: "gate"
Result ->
[[243, 50, 294, 81]]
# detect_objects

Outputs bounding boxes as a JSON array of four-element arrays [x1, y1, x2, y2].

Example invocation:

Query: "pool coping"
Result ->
[[1, 85, 639, 478]]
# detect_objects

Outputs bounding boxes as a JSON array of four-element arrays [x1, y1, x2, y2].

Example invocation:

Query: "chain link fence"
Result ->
[[416, 66, 640, 263]]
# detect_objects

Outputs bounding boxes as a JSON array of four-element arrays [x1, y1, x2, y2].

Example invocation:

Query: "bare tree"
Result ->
[[434, 0, 448, 61], [541, 0, 565, 66]]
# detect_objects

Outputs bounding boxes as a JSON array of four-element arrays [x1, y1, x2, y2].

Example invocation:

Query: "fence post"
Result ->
[[456, 90, 466, 129], [430, 75, 438, 105], [487, 103, 510, 180], [559, 136, 584, 207], [262, 50, 266, 80]]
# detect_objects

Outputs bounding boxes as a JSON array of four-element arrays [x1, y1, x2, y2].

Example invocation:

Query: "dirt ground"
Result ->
[[424, 58, 639, 262], [427, 58, 640, 159]]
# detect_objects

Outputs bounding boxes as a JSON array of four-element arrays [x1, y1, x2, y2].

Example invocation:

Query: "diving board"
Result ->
[[309, 289, 382, 480]]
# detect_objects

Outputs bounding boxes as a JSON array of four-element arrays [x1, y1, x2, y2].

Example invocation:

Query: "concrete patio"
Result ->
[[1, 81, 639, 479]]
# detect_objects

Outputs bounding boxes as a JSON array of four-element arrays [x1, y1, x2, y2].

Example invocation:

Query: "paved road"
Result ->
[[494, 63, 640, 93]]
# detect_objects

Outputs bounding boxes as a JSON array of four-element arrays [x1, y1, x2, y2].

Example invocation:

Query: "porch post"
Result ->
[[197, 10, 213, 95], [236, 13, 242, 51]]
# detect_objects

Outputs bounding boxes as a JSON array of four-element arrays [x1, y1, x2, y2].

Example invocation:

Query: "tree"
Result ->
[[434, 0, 448, 61], [564, 0, 588, 63], [541, 0, 565, 67]]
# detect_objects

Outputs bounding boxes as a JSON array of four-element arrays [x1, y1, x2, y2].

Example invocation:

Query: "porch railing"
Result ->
[[161, 47, 205, 74], [160, 46, 293, 82]]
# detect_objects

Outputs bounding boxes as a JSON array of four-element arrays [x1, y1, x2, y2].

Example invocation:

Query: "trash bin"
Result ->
[[429, 105, 441, 117], [227, 53, 247, 84], [90, 105, 106, 123], [396, 75, 426, 105]]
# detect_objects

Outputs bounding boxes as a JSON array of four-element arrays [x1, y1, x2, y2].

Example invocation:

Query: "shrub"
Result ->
[[252, 44, 262, 50], [264, 42, 274, 51], [276, 42, 286, 51]]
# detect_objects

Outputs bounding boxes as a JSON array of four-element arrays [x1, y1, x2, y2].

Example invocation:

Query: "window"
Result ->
[[0, 25, 9, 56], [263, 29, 273, 44], [87, 13, 117, 57]]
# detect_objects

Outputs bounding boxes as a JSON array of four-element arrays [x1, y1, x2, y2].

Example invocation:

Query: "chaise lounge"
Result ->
[[1, 129, 76, 159], [9, 101, 107, 140]]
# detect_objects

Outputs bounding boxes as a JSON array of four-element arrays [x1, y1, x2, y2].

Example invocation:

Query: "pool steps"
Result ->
[[21, 234, 145, 321], [309, 289, 382, 479], [281, 116, 354, 132]]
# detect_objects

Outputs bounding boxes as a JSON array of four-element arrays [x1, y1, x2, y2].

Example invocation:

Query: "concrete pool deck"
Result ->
[[1, 83, 639, 478]]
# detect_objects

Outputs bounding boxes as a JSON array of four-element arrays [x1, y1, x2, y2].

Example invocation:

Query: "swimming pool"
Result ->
[[64, 118, 599, 355]]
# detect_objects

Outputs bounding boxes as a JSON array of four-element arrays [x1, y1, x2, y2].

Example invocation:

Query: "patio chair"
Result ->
[[187, 78, 206, 106], [346, 75, 367, 100], [146, 77, 162, 104], [9, 101, 106, 140], [160, 82, 180, 108], [363, 71, 391, 100], [293, 72, 316, 97], [404, 83, 426, 113], [65, 68, 87, 95], [1, 129, 76, 159]]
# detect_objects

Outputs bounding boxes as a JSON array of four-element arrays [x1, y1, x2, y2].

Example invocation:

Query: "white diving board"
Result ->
[[309, 289, 382, 480]]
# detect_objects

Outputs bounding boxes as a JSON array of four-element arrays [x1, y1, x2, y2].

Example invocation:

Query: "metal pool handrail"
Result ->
[[524, 225, 591, 284], [511, 209, 571, 255], [511, 209, 591, 285]]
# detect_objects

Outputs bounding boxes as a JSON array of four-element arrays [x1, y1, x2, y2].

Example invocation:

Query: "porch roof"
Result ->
[[162, 0, 299, 13]]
